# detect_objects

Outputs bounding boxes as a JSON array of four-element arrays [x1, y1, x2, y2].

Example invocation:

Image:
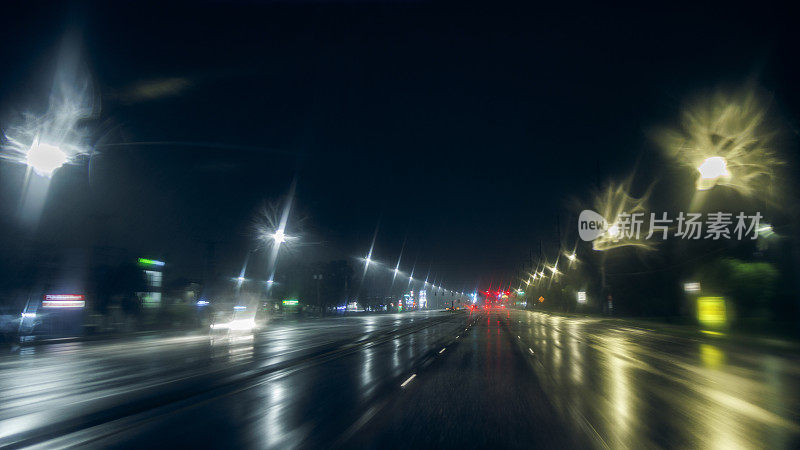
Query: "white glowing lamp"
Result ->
[[696, 156, 730, 190], [27, 140, 68, 177]]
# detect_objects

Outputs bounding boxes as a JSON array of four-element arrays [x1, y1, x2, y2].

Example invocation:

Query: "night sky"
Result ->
[[1, 1, 798, 290]]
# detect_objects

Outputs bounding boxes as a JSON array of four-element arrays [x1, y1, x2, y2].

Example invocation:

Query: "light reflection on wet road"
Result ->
[[507, 310, 800, 449], [352, 310, 583, 449], [1, 309, 799, 449], [0, 311, 465, 448]]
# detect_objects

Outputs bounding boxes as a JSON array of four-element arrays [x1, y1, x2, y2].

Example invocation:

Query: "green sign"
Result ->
[[282, 299, 299, 306], [138, 258, 165, 267]]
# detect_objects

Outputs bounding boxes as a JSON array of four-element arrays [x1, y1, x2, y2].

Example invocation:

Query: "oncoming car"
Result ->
[[210, 305, 259, 335]]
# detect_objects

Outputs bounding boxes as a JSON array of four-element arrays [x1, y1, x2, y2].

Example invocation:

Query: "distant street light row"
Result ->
[[359, 251, 464, 298]]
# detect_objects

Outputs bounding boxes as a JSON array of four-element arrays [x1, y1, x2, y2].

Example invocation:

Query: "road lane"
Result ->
[[350, 310, 585, 449], [32, 311, 471, 449], [0, 311, 467, 448], [4, 308, 798, 449], [506, 310, 800, 449]]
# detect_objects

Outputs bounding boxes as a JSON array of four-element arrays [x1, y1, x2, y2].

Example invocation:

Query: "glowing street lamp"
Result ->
[[696, 156, 730, 190], [1, 41, 97, 181], [654, 87, 783, 199], [26, 139, 69, 177], [271, 228, 287, 244]]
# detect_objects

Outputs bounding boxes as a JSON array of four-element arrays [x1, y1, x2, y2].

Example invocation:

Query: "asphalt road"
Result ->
[[0, 309, 798, 449], [504, 310, 800, 449]]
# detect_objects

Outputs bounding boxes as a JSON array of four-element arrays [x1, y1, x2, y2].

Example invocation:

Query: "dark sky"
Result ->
[[1, 1, 798, 290]]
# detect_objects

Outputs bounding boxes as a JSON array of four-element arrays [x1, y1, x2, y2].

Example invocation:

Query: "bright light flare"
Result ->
[[591, 178, 656, 251], [272, 229, 286, 244], [211, 318, 256, 331], [1, 39, 97, 178], [254, 203, 298, 251], [26, 140, 68, 177], [653, 87, 784, 198], [696, 156, 730, 189]]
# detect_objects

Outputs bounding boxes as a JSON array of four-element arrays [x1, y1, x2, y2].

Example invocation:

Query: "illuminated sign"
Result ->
[[697, 296, 727, 327], [683, 282, 701, 294], [577, 291, 587, 304], [282, 299, 299, 305], [138, 258, 165, 267], [42, 294, 85, 308]]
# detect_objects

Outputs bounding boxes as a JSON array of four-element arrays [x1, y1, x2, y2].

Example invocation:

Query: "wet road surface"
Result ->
[[506, 310, 800, 449], [1, 309, 799, 448], [351, 310, 584, 449], [0, 311, 465, 448]]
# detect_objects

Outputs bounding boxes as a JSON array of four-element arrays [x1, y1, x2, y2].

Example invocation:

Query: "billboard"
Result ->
[[42, 294, 85, 308]]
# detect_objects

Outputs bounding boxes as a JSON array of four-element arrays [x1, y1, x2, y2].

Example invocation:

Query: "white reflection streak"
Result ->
[[263, 380, 287, 448], [392, 338, 400, 371], [568, 321, 582, 385], [363, 316, 376, 334], [227, 334, 254, 362], [361, 346, 375, 400]]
